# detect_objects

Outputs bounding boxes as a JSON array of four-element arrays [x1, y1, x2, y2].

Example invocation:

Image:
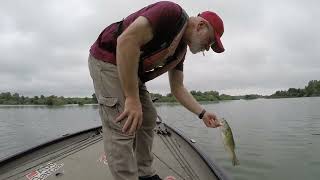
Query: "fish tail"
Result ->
[[232, 152, 240, 166]]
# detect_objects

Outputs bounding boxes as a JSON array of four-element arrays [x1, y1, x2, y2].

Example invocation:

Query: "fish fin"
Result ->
[[221, 136, 228, 151], [232, 153, 240, 166]]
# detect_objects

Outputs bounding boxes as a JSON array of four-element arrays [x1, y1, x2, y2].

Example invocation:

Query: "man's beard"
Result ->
[[189, 31, 203, 54]]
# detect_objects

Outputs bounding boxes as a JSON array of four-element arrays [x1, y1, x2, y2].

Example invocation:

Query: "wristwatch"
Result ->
[[198, 109, 206, 119]]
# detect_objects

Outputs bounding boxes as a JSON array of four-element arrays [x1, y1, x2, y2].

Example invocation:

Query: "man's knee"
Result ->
[[106, 131, 138, 179]]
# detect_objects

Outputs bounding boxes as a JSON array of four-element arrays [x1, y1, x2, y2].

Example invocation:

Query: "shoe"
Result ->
[[139, 174, 162, 180]]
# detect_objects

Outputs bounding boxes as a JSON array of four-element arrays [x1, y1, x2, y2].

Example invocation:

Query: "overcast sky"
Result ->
[[1, 0, 319, 97]]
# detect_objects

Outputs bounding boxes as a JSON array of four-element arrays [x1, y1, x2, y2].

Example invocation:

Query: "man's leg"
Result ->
[[88, 55, 138, 180], [135, 83, 157, 177]]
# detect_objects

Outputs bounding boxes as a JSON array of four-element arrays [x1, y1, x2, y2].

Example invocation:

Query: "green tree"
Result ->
[[305, 80, 320, 96], [1, 92, 12, 100], [92, 93, 98, 103]]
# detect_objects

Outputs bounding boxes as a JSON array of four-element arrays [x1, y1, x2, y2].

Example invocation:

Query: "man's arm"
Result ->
[[117, 16, 153, 101], [168, 69, 203, 115], [115, 16, 153, 134], [169, 69, 221, 128]]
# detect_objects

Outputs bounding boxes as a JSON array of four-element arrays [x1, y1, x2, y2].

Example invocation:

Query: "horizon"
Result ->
[[2, 79, 316, 98]]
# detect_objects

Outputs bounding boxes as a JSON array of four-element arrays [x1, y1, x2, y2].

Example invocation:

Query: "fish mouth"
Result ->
[[218, 118, 225, 123]]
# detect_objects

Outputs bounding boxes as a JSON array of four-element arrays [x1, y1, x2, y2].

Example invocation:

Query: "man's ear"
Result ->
[[197, 20, 207, 31], [195, 20, 203, 32]]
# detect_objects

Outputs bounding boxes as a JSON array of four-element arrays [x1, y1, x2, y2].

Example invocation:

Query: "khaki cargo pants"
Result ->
[[88, 55, 157, 180]]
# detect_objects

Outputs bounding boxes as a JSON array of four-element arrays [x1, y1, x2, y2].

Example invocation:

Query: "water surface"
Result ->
[[1, 97, 319, 180]]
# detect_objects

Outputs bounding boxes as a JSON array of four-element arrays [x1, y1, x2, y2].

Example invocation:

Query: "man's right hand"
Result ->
[[115, 97, 143, 135]]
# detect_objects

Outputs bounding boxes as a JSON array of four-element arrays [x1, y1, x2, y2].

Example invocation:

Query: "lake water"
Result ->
[[1, 97, 319, 180]]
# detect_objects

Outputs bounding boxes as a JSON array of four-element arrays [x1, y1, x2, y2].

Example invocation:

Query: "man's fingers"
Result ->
[[122, 115, 133, 133], [137, 117, 143, 129], [214, 119, 222, 127], [202, 113, 221, 128], [128, 117, 139, 134], [206, 121, 210, 127], [164, 176, 176, 180], [213, 122, 221, 128], [115, 110, 127, 122], [207, 119, 221, 128]]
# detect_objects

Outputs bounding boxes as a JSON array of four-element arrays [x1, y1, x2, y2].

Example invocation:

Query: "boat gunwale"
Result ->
[[0, 126, 101, 167]]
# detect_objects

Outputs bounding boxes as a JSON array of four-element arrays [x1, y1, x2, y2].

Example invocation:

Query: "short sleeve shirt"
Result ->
[[90, 1, 186, 71]]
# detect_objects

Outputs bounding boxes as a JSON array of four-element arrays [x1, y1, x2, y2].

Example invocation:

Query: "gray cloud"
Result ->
[[0, 0, 319, 97]]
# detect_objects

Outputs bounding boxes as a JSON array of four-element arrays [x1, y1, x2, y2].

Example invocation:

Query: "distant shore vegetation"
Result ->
[[1, 80, 319, 106], [268, 80, 320, 98]]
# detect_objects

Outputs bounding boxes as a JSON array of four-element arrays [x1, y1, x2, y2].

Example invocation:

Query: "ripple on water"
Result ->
[[222, 158, 274, 180]]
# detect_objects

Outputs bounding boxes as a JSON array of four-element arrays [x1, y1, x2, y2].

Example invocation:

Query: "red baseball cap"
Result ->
[[199, 11, 225, 53]]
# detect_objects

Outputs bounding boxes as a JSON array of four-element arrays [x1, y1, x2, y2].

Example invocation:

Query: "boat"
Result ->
[[0, 116, 230, 180]]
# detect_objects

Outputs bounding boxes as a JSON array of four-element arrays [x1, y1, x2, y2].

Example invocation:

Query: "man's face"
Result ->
[[189, 21, 215, 54]]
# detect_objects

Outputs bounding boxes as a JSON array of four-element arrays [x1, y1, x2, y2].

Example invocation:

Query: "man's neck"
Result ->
[[182, 17, 196, 45]]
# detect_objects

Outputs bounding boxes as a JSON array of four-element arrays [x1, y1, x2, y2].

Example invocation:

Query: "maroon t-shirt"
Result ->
[[90, 1, 186, 71]]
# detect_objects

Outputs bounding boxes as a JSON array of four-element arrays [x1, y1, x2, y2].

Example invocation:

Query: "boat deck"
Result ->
[[0, 123, 228, 180]]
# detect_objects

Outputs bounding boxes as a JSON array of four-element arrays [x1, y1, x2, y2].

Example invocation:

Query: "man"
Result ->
[[88, 1, 225, 180]]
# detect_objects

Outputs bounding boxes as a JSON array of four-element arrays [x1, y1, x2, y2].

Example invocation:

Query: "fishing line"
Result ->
[[152, 153, 186, 180], [164, 133, 200, 180], [156, 105, 203, 180], [164, 135, 192, 175], [167, 136, 200, 180], [159, 128, 199, 180], [159, 135, 192, 179], [155, 107, 195, 179]]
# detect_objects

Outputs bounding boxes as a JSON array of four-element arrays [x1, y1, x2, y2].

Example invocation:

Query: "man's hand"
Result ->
[[202, 112, 222, 128], [115, 97, 143, 134]]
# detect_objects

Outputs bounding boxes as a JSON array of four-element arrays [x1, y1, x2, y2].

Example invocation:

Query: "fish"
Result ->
[[219, 118, 240, 166]]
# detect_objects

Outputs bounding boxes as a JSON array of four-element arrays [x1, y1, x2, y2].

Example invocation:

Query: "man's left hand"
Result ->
[[202, 112, 222, 128]]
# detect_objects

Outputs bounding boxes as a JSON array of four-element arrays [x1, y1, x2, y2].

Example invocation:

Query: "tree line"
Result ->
[[269, 80, 320, 98], [0, 80, 319, 106], [0, 93, 97, 106], [150, 90, 240, 102]]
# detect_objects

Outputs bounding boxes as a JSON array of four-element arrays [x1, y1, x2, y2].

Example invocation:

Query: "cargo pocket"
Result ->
[[98, 96, 124, 131]]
